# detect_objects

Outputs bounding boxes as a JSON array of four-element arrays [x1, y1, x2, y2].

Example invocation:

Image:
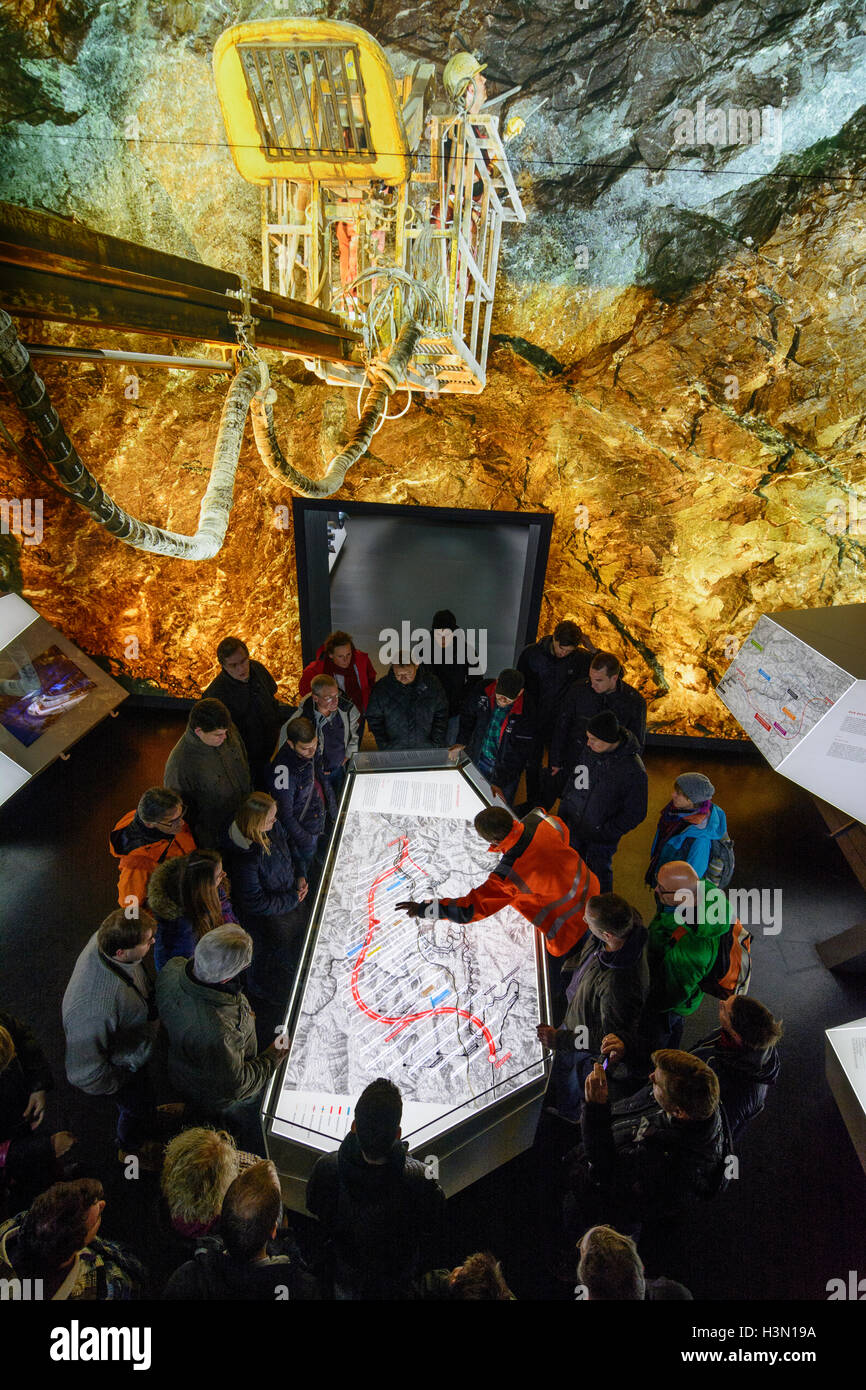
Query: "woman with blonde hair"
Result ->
[[221, 793, 310, 1041], [149, 1126, 253, 1290], [161, 1126, 240, 1236]]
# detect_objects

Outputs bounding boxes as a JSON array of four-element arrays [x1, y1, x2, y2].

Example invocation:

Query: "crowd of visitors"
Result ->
[[0, 613, 782, 1300]]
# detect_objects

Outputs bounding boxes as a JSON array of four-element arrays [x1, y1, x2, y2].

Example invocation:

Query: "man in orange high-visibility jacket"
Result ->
[[397, 806, 599, 1006]]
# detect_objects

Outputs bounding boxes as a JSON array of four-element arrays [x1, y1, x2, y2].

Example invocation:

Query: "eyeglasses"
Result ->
[[158, 805, 185, 827]]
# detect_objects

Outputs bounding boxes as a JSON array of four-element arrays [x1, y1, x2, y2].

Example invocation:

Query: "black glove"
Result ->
[[395, 900, 429, 918]]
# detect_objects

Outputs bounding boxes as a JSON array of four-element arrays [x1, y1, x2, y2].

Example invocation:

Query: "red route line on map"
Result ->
[[349, 836, 511, 1068], [730, 666, 832, 732]]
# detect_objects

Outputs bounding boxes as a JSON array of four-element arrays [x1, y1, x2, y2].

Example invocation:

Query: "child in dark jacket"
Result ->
[[266, 717, 336, 881], [222, 794, 310, 1039]]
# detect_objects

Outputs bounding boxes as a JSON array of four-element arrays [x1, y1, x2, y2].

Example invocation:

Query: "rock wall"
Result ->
[[1, 0, 865, 732]]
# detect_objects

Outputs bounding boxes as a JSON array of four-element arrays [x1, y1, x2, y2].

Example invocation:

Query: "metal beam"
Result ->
[[21, 344, 235, 371], [0, 201, 361, 365]]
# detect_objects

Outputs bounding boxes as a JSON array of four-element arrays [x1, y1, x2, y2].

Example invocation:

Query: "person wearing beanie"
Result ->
[[556, 711, 648, 892], [550, 653, 647, 799], [644, 773, 728, 890], [449, 668, 533, 805], [419, 610, 481, 746]]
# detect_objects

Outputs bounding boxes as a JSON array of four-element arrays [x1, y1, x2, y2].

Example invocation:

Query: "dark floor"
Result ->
[[1, 705, 865, 1303]]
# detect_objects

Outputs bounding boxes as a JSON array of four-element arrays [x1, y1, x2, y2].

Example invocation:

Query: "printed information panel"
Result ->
[[271, 768, 546, 1155], [716, 614, 854, 769]]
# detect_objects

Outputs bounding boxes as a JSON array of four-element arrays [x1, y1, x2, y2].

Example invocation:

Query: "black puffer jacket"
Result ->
[[551, 676, 648, 761], [265, 743, 336, 871], [221, 819, 301, 919], [365, 669, 448, 750], [517, 635, 593, 738], [558, 730, 648, 845], [572, 1084, 729, 1224]]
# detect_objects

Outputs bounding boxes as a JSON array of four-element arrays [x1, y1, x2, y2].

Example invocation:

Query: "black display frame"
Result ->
[[291, 496, 554, 669]]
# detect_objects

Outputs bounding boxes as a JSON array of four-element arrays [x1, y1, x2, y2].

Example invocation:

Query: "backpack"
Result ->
[[671, 916, 752, 1000], [680, 832, 735, 889]]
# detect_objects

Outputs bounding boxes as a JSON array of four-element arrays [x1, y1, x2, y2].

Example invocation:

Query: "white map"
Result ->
[[273, 770, 546, 1153], [716, 614, 855, 768]]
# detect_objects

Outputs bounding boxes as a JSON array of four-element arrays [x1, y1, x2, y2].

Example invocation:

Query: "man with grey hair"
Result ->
[[155, 927, 283, 1155], [538, 893, 649, 1118], [109, 786, 195, 909]]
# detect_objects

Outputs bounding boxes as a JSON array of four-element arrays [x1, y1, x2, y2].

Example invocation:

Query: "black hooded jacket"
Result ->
[[551, 675, 648, 760], [557, 729, 648, 845], [517, 635, 593, 738], [305, 1132, 445, 1298]]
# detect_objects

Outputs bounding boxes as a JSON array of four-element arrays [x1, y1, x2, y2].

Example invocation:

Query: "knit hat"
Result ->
[[432, 609, 457, 631], [495, 668, 524, 700], [675, 773, 715, 805], [587, 711, 620, 744]]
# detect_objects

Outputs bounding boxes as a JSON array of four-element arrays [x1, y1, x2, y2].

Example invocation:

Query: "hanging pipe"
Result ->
[[249, 317, 422, 499], [0, 309, 264, 560]]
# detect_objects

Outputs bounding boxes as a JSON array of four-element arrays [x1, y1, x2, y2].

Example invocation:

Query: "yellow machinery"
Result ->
[[213, 19, 526, 397]]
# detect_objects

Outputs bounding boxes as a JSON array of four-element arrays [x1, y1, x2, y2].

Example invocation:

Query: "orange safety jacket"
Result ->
[[429, 810, 599, 956], [109, 810, 196, 909]]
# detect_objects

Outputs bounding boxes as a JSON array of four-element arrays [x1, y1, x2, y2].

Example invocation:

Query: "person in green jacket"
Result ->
[[646, 860, 730, 1049]]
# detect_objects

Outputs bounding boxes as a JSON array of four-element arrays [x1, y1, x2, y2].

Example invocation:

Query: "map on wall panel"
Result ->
[[272, 770, 546, 1155], [716, 614, 855, 768]]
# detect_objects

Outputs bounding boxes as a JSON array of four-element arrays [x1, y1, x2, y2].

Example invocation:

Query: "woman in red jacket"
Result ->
[[298, 630, 377, 714]]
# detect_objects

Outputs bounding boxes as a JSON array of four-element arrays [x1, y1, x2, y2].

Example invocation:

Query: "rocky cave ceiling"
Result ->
[[0, 0, 865, 735]]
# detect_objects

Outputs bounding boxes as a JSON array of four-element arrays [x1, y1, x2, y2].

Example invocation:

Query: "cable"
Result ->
[[4, 129, 865, 185], [249, 317, 422, 498], [0, 311, 262, 560]]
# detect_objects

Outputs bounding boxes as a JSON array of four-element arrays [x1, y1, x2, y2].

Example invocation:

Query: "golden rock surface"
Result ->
[[1, 32, 864, 734]]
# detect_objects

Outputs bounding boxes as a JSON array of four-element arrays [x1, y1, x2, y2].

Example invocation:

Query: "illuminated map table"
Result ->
[[262, 751, 550, 1211]]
